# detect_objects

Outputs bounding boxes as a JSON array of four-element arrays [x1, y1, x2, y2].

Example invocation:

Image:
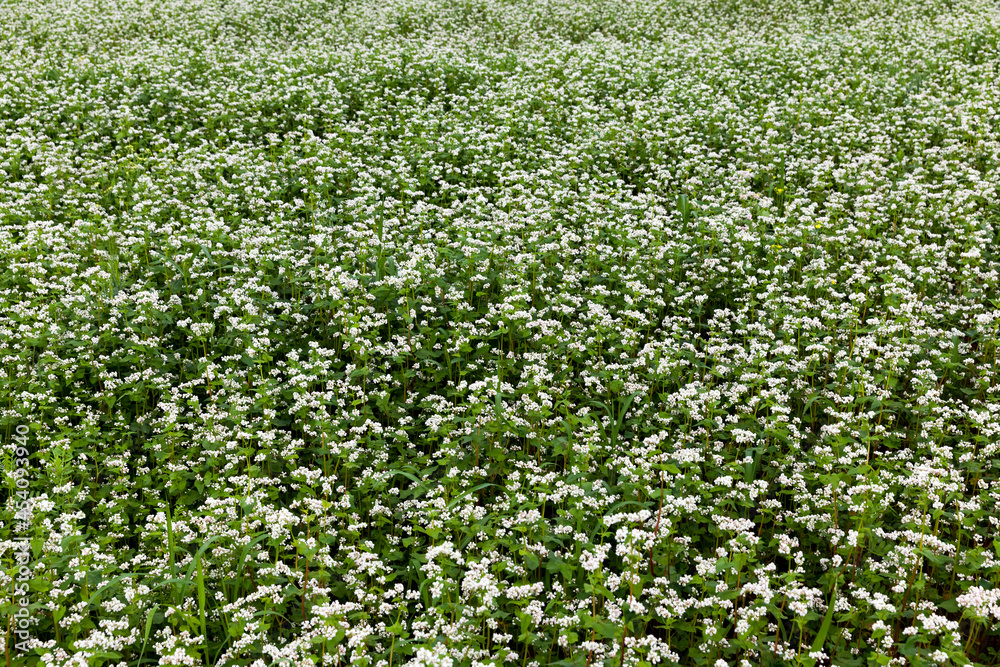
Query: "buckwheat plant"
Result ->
[[2, 0, 1000, 665]]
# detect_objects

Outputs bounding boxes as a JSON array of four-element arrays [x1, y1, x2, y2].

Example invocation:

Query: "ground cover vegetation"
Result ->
[[1, 0, 1000, 665]]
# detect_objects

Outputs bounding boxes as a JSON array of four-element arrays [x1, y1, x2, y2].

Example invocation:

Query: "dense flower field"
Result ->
[[2, 0, 1000, 665]]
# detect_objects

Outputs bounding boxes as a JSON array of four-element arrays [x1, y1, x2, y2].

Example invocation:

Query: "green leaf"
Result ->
[[86, 573, 143, 607], [197, 555, 208, 662], [916, 547, 948, 567], [808, 590, 837, 660], [744, 447, 763, 483], [137, 603, 159, 667], [388, 468, 422, 486], [594, 620, 619, 640], [445, 482, 506, 512]]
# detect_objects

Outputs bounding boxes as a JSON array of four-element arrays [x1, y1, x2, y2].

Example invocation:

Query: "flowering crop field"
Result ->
[[3, 0, 1000, 665]]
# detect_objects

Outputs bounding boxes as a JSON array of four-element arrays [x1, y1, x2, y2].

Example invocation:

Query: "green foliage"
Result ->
[[3, 0, 1000, 665]]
